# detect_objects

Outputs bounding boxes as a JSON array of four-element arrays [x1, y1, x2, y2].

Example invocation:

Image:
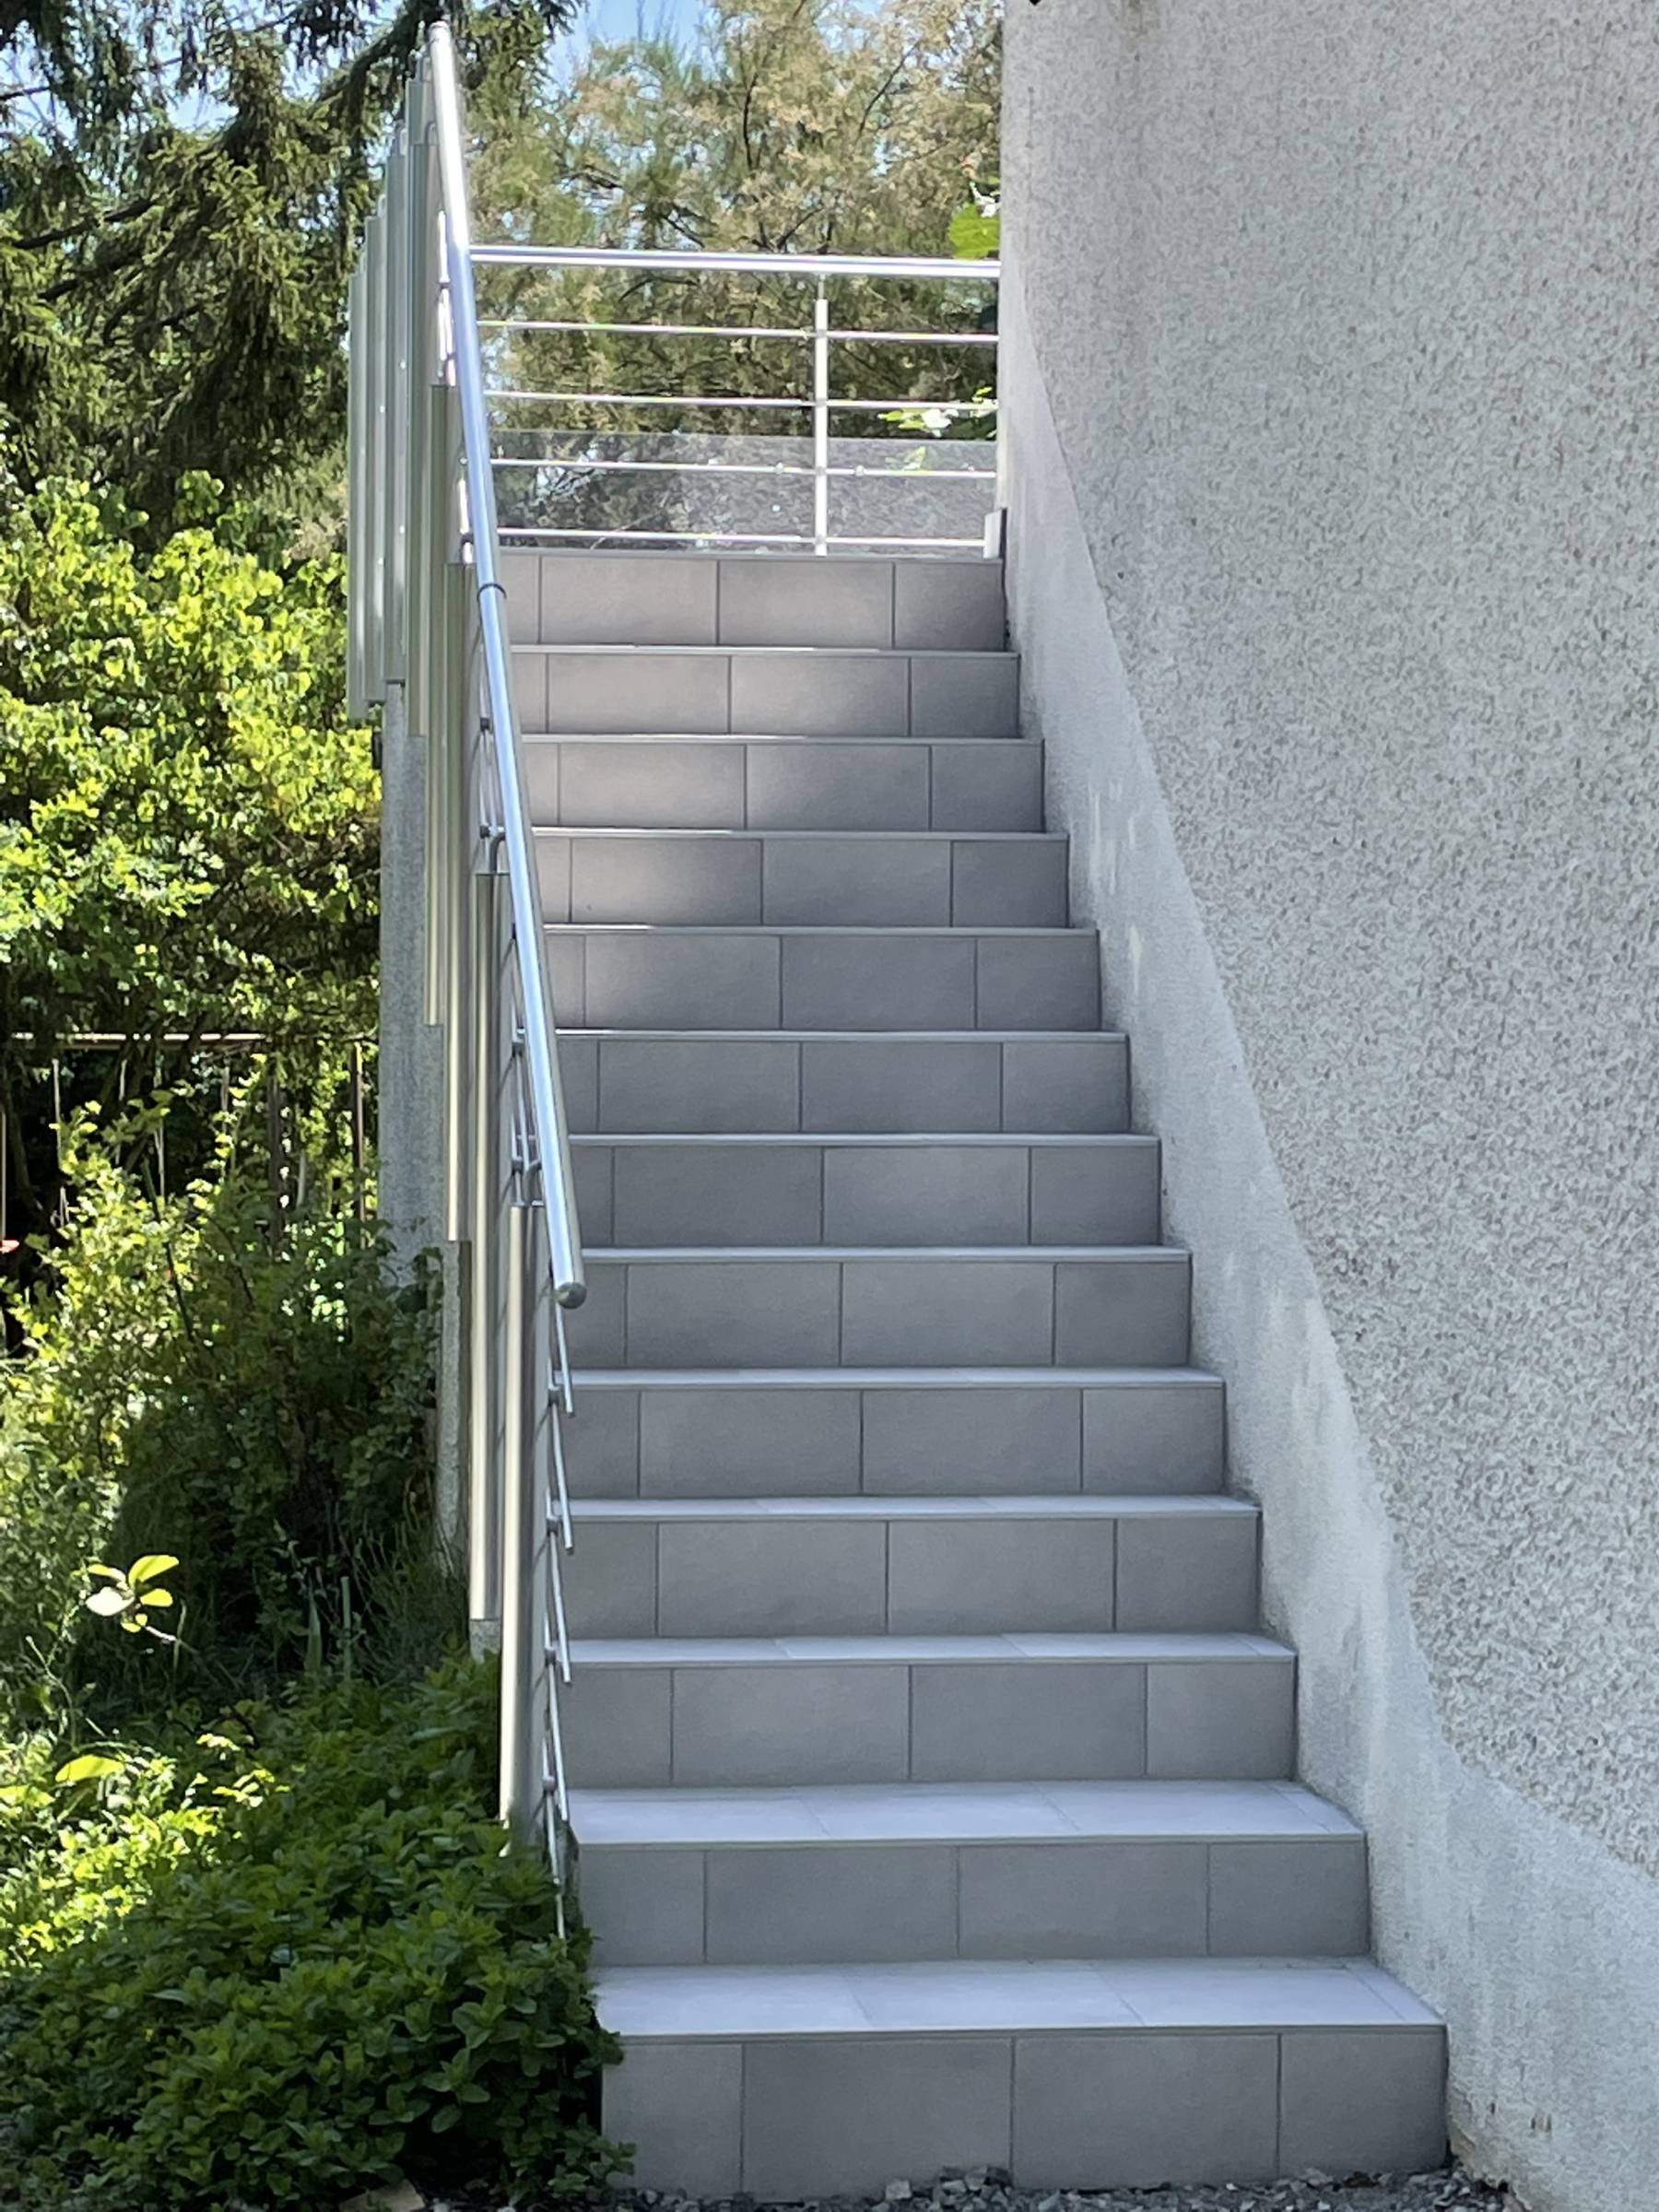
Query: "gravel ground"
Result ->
[[429, 2163, 1516, 2212]]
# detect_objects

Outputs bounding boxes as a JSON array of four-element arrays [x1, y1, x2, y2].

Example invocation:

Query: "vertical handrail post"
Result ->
[[812, 278, 830, 555]]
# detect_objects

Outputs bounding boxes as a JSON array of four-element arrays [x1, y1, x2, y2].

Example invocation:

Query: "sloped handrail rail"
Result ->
[[347, 22, 585, 1887]]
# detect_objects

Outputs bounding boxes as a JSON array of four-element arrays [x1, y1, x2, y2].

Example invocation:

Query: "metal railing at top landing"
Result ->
[[347, 23, 585, 1902], [346, 24, 1003, 1895], [476, 245, 1000, 555]]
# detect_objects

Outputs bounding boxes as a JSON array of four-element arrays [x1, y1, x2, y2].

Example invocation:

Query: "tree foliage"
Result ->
[[1, 0, 577, 535]]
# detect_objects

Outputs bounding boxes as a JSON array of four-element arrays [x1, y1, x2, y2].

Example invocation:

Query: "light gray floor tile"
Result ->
[[720, 559, 894, 648], [862, 1383, 1082, 1494], [571, 834, 762, 925], [800, 1036, 1002, 1133], [824, 1144, 1030, 1246], [703, 1842, 957, 1963], [624, 1257, 842, 1368], [657, 1519, 887, 1637], [1146, 1656, 1295, 1779], [958, 1838, 1208, 1958], [1083, 1378, 1226, 1492], [1002, 1035, 1129, 1133], [563, 1666, 673, 1787], [1013, 2030, 1279, 2186], [976, 933, 1099, 1029], [841, 1256, 1055, 1368], [1208, 1837, 1371, 1955], [1277, 2029, 1448, 2172], [764, 836, 951, 926], [605, 2041, 743, 2194], [732, 653, 910, 737], [895, 560, 1006, 651], [747, 742, 930, 830], [637, 1383, 861, 1497], [887, 1516, 1115, 1633], [1115, 1511, 1260, 1632], [538, 552, 719, 644], [597, 1036, 800, 1133], [580, 1845, 705, 1966], [742, 2036, 1011, 2199], [910, 1659, 1147, 1782], [782, 932, 978, 1030], [609, 1141, 821, 1246], [557, 738, 747, 829], [671, 1662, 911, 1785]]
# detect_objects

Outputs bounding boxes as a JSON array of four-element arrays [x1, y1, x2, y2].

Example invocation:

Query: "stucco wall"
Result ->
[[1001, 6, 1659, 2206]]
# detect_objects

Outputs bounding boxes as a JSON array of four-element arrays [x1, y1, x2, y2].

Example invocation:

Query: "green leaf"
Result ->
[[54, 1753, 124, 1785], [127, 1553, 181, 1588]]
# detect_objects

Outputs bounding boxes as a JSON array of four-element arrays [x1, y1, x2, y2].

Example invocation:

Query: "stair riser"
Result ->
[[571, 1139, 1160, 1249], [566, 1378, 1225, 1499], [566, 1510, 1257, 1639], [568, 1253, 1191, 1370], [547, 928, 1101, 1031], [504, 551, 1006, 652], [523, 737, 1044, 833], [605, 2025, 1446, 2196], [538, 832, 1069, 928], [563, 1653, 1295, 1788], [558, 1032, 1129, 1136], [514, 649, 1018, 739], [579, 1830, 1367, 1967]]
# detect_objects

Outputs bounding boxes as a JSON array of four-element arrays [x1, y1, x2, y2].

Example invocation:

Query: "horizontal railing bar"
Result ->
[[498, 524, 990, 548], [495, 388, 809, 412], [491, 454, 996, 481], [487, 394, 995, 418], [479, 316, 997, 347], [484, 316, 813, 340], [490, 389, 996, 416], [471, 243, 998, 281]]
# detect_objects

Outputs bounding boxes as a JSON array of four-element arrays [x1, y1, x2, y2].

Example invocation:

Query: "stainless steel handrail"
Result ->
[[428, 28, 583, 1311]]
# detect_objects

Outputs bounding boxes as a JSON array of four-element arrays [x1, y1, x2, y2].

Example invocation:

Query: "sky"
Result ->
[[572, 0, 702, 50]]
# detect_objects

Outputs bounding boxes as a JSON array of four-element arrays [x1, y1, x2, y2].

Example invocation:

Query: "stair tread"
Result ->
[[594, 1955, 1441, 2038], [570, 1364, 1220, 1386], [572, 1630, 1291, 1665], [563, 1026, 1127, 1040], [516, 642, 1017, 660], [526, 731, 1036, 747], [587, 1244, 1184, 1260], [571, 1494, 1251, 1522], [572, 1132, 1151, 1148], [548, 923, 1092, 935], [539, 826, 1063, 841], [570, 1778, 1354, 1847]]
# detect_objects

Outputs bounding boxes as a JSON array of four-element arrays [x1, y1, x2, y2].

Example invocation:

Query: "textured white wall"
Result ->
[[1001, 6, 1659, 2206]]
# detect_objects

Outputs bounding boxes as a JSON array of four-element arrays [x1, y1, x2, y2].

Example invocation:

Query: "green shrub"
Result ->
[[0, 1657, 620, 2210], [0, 1133, 444, 1730]]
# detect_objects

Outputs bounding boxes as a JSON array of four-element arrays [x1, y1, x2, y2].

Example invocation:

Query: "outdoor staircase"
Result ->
[[508, 548, 1446, 2198]]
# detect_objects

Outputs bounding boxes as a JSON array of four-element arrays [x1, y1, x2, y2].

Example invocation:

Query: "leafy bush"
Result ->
[[0, 1657, 619, 2211], [0, 466, 377, 1239], [0, 1131, 442, 1729]]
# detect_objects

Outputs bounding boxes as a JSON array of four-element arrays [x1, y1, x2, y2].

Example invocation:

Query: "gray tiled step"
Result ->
[[571, 1779, 1365, 1967], [563, 1630, 1295, 1791], [564, 1495, 1257, 1639], [504, 550, 1006, 652], [598, 1957, 1446, 2194], [546, 926, 1100, 1031], [513, 643, 1019, 738], [567, 1246, 1191, 1370], [537, 829, 1069, 928], [570, 1135, 1160, 1249], [559, 1030, 1129, 1135], [566, 1367, 1225, 1500], [523, 736, 1043, 833]]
